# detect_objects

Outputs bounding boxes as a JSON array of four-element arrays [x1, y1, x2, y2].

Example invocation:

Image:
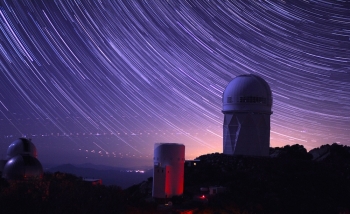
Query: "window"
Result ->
[[239, 96, 266, 104]]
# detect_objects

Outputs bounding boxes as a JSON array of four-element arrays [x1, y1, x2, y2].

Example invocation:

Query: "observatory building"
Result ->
[[152, 143, 185, 199], [2, 138, 43, 180], [222, 74, 273, 156]]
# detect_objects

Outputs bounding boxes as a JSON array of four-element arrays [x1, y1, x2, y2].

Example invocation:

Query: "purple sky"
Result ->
[[0, 1, 349, 167]]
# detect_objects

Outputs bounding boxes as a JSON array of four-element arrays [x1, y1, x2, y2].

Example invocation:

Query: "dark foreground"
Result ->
[[1, 143, 350, 214]]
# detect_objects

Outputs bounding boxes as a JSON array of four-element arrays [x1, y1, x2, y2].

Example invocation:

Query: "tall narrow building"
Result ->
[[222, 74, 273, 156], [152, 143, 185, 199]]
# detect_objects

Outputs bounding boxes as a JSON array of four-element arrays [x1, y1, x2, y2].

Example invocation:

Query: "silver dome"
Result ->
[[6, 138, 37, 160], [2, 155, 43, 180], [222, 74, 272, 113]]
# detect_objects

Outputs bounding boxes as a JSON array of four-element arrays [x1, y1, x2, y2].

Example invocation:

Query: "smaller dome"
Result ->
[[2, 155, 43, 180], [6, 138, 37, 160], [222, 74, 273, 113]]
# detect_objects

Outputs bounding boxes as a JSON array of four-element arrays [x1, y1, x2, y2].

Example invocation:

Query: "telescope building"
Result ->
[[222, 74, 273, 156]]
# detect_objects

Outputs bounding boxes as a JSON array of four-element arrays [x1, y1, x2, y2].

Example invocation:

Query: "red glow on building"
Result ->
[[153, 143, 185, 199]]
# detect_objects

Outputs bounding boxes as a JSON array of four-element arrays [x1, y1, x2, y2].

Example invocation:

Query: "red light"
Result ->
[[200, 195, 205, 199]]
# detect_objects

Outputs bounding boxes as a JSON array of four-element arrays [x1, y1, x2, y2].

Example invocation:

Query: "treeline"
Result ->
[[0, 172, 132, 214], [185, 143, 350, 213]]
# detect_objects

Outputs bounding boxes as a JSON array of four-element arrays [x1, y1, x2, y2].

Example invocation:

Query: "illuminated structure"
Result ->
[[2, 138, 43, 180], [6, 138, 38, 159], [222, 74, 273, 156], [152, 143, 185, 199]]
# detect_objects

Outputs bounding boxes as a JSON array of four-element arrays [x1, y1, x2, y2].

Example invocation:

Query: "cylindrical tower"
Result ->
[[222, 74, 273, 156], [152, 143, 185, 199]]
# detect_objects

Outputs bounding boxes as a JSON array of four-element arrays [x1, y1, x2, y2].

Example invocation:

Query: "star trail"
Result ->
[[0, 0, 349, 166]]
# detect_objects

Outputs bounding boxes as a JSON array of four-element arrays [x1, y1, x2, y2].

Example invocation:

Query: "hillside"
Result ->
[[181, 143, 350, 213], [1, 143, 350, 213], [47, 163, 152, 189]]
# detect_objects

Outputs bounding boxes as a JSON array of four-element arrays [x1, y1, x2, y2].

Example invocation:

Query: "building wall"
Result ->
[[153, 165, 167, 198]]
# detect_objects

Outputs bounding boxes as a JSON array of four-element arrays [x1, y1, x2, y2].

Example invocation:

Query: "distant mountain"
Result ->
[[46, 163, 153, 189], [75, 163, 128, 171]]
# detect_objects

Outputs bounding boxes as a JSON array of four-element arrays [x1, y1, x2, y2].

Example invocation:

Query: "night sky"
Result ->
[[0, 1, 349, 167]]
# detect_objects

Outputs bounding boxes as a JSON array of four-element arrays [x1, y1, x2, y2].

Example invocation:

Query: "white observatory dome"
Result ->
[[2, 155, 43, 180], [6, 138, 37, 160], [222, 74, 272, 113], [154, 143, 185, 163]]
